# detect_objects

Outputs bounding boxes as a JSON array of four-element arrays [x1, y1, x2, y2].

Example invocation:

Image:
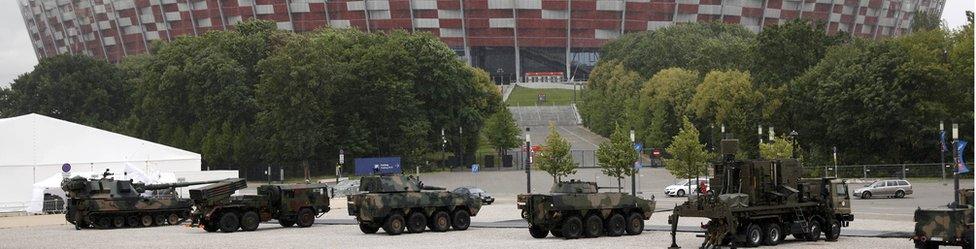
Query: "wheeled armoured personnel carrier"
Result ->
[[189, 178, 331, 233], [517, 180, 656, 239], [61, 173, 222, 229], [911, 188, 973, 248], [668, 139, 854, 248], [347, 174, 482, 235]]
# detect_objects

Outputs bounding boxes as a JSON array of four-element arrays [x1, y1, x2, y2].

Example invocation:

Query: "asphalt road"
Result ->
[[0, 221, 915, 249]]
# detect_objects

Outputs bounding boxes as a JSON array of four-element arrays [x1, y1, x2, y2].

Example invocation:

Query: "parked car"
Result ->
[[853, 179, 913, 199], [664, 179, 709, 197], [453, 186, 495, 205]]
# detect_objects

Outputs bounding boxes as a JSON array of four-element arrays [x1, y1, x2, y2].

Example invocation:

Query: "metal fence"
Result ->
[[806, 163, 956, 179], [504, 149, 661, 170]]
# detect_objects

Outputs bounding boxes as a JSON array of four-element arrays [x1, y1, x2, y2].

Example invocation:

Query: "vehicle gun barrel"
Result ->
[[141, 179, 226, 190]]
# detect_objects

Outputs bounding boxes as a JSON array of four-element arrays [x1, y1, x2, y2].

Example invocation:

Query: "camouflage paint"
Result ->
[[61, 176, 219, 229], [911, 188, 974, 247], [189, 179, 331, 230], [347, 175, 481, 224], [517, 180, 655, 228]]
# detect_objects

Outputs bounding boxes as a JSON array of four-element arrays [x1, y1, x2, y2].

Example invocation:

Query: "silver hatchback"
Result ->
[[852, 179, 913, 199]]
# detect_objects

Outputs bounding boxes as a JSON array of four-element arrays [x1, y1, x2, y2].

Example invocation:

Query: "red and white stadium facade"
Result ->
[[18, 0, 944, 83]]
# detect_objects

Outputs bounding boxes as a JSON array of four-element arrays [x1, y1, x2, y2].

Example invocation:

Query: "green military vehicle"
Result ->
[[347, 174, 482, 235], [61, 172, 223, 229], [912, 188, 974, 248], [668, 139, 854, 248], [189, 178, 331, 233], [516, 180, 656, 239]]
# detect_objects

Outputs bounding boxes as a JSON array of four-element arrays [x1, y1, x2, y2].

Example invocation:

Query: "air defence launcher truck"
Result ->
[[668, 139, 854, 248], [189, 178, 331, 233], [911, 188, 973, 248], [347, 174, 482, 235], [517, 180, 656, 239], [61, 174, 223, 229]]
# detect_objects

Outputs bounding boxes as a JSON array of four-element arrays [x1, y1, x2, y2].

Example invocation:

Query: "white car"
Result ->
[[664, 179, 709, 197]]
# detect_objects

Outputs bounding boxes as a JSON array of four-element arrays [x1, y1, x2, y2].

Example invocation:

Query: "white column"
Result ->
[[512, 1, 520, 83], [407, 0, 415, 32], [185, 0, 198, 35], [565, 0, 572, 81], [363, 0, 372, 32], [460, 0, 470, 64], [109, 1, 129, 57], [68, 0, 93, 56], [155, 0, 173, 42], [19, 3, 46, 58], [619, 0, 626, 34], [284, 0, 295, 31], [37, 1, 61, 55], [87, 0, 110, 60], [759, 0, 769, 31], [132, 2, 151, 52], [51, 2, 76, 55]]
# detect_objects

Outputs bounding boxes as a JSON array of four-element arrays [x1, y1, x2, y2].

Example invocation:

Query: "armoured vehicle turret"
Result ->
[[668, 139, 854, 248], [347, 174, 482, 235], [61, 174, 223, 229], [516, 180, 656, 239], [189, 178, 331, 233], [911, 188, 973, 248]]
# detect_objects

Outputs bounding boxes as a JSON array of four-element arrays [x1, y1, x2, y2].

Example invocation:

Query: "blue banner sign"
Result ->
[[355, 157, 402, 176]]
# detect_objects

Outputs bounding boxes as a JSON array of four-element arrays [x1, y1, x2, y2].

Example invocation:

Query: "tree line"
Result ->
[[0, 20, 502, 175], [580, 18, 974, 167]]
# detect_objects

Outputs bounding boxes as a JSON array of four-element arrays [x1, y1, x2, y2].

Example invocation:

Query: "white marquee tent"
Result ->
[[0, 113, 203, 212]]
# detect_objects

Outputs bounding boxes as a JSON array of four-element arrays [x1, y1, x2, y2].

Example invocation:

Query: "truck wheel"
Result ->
[[154, 215, 166, 226], [561, 215, 583, 239], [451, 209, 471, 231], [219, 212, 240, 233], [383, 213, 406, 235], [805, 220, 822, 241], [127, 216, 140, 227], [167, 213, 181, 225], [625, 213, 644, 235], [584, 214, 604, 238], [744, 223, 762, 247], [762, 223, 783, 245], [604, 213, 626, 237], [297, 208, 315, 227], [551, 226, 564, 238], [359, 223, 380, 234], [529, 224, 549, 238], [113, 216, 125, 228], [406, 212, 427, 233], [241, 211, 260, 231], [861, 191, 872, 199], [97, 217, 111, 229], [278, 218, 295, 227], [140, 215, 154, 227], [824, 219, 841, 241], [203, 220, 219, 232], [428, 211, 451, 232], [677, 190, 686, 197]]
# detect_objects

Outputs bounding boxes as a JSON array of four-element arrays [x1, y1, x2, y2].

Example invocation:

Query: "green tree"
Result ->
[[483, 106, 522, 160], [537, 123, 577, 182], [637, 68, 700, 147], [601, 22, 755, 79], [596, 125, 638, 190], [579, 61, 644, 136], [689, 70, 763, 155], [911, 10, 943, 32], [759, 136, 794, 159], [664, 118, 712, 179], [2, 54, 130, 130]]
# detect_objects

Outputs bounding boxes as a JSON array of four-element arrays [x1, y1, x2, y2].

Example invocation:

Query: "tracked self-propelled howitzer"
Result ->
[[61, 173, 223, 230], [348, 174, 482, 235], [517, 180, 656, 239], [667, 139, 854, 248], [911, 189, 973, 248], [189, 178, 331, 233]]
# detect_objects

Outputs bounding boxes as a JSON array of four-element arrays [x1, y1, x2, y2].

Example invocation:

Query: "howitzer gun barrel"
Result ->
[[141, 179, 226, 190], [421, 186, 446, 190]]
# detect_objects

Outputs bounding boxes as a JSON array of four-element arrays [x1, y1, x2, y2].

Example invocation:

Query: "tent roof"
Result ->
[[0, 113, 200, 167]]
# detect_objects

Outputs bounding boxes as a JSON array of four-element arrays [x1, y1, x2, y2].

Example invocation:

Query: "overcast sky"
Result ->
[[1, 0, 974, 88]]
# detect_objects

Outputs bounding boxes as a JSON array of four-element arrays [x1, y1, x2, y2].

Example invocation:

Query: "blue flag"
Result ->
[[940, 131, 948, 152], [956, 140, 970, 174]]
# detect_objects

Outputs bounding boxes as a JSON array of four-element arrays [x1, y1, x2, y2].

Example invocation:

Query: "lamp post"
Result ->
[[789, 130, 799, 159], [630, 128, 637, 197], [525, 127, 532, 193], [758, 125, 764, 159], [941, 122, 947, 182], [952, 123, 960, 207]]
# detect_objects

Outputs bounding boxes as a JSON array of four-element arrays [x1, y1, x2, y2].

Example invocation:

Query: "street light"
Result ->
[[941, 121, 947, 182], [630, 128, 637, 196], [952, 123, 960, 207], [789, 130, 799, 159], [525, 127, 532, 193]]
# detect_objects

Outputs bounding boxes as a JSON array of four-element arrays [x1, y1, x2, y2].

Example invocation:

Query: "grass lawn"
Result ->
[[505, 85, 577, 106]]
